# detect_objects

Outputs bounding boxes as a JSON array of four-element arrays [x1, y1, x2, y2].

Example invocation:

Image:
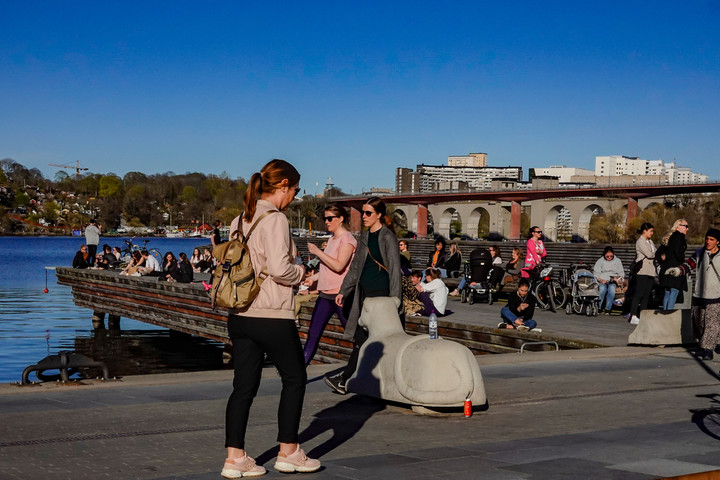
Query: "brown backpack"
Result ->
[[209, 211, 276, 311]]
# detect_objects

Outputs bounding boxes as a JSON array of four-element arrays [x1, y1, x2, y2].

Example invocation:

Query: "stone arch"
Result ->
[[544, 204, 573, 242], [468, 207, 490, 239], [437, 208, 461, 239], [578, 204, 604, 241]]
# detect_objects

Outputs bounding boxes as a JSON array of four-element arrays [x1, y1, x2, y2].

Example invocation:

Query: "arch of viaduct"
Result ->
[[391, 197, 658, 241], [332, 183, 720, 241]]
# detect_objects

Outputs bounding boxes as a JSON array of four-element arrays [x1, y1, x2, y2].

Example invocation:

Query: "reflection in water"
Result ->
[[73, 328, 229, 378], [0, 236, 226, 383]]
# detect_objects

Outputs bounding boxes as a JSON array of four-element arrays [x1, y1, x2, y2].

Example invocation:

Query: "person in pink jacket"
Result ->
[[522, 226, 547, 278], [222, 159, 321, 478]]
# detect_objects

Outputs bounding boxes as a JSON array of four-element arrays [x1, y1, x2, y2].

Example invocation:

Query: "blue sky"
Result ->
[[1, 1, 719, 194]]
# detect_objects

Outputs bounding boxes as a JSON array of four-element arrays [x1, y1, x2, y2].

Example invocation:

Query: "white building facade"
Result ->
[[595, 155, 707, 184]]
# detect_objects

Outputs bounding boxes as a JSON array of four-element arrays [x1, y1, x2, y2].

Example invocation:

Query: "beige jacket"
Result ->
[[230, 199, 303, 319]]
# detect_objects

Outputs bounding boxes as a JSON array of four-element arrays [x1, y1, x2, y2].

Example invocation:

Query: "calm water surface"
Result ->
[[0, 236, 228, 383]]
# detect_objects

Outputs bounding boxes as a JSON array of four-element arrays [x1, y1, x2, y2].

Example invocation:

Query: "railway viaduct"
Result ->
[[332, 183, 720, 241]]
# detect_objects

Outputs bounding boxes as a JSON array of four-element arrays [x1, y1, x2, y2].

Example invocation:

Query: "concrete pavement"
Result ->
[[2, 345, 720, 479]]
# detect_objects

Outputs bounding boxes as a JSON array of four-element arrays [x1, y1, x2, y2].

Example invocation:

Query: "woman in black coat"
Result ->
[[72, 244, 91, 269], [659, 219, 689, 310]]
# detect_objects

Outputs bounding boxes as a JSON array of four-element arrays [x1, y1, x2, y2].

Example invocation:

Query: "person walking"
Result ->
[[325, 197, 402, 395], [666, 228, 720, 360], [628, 223, 656, 325], [659, 219, 689, 310], [84, 219, 101, 266], [302, 204, 357, 366], [222, 159, 320, 478]]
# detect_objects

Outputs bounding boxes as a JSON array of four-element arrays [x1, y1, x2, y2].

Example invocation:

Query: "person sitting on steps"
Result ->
[[499, 278, 540, 332]]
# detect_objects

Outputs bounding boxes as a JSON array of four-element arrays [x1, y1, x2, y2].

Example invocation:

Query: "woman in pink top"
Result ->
[[302, 204, 357, 365], [522, 226, 547, 278]]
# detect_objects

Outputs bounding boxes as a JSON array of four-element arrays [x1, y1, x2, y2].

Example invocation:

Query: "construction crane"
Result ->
[[48, 160, 89, 178]]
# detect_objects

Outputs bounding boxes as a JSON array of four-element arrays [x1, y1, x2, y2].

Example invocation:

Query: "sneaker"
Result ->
[[449, 289, 460, 297], [630, 315, 640, 325], [695, 349, 714, 361], [324, 373, 347, 395], [274, 446, 321, 473], [221, 455, 266, 478], [623, 313, 632, 320], [516, 324, 530, 331], [497, 322, 506, 329]]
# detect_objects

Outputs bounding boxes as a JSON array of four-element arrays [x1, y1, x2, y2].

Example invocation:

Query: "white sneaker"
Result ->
[[630, 315, 640, 325]]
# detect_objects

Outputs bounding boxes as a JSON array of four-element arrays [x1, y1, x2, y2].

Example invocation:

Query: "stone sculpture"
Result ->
[[346, 297, 487, 408]]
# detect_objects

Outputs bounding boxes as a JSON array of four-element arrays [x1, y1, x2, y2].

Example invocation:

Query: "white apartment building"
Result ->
[[531, 166, 594, 183], [416, 164, 522, 192], [595, 155, 707, 185]]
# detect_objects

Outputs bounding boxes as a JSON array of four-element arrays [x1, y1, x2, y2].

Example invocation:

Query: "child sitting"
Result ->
[[499, 278, 540, 332]]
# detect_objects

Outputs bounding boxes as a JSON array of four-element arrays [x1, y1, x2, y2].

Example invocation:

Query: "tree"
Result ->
[[99, 175, 124, 200]]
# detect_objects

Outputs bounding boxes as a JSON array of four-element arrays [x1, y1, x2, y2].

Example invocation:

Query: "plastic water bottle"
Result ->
[[428, 313, 438, 339]]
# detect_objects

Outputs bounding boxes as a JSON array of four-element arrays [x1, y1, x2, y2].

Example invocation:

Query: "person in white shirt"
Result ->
[[412, 268, 448, 316], [139, 250, 162, 275]]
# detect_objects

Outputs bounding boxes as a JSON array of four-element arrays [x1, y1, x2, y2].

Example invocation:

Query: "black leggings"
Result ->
[[225, 314, 307, 449], [630, 275, 655, 316]]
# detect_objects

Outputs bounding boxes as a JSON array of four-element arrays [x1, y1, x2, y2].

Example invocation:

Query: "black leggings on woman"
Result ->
[[630, 275, 655, 316], [225, 315, 307, 449]]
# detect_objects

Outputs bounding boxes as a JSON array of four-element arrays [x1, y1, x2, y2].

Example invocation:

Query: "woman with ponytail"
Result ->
[[223, 159, 320, 477], [325, 196, 403, 394]]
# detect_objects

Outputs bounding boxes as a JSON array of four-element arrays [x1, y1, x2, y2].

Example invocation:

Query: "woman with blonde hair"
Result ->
[[659, 219, 689, 310], [445, 241, 463, 277], [223, 159, 320, 477]]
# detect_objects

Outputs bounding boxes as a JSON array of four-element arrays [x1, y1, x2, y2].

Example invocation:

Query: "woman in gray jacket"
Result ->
[[628, 222, 656, 325], [325, 197, 403, 394]]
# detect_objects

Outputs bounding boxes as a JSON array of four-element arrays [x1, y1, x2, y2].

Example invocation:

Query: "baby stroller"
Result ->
[[565, 265, 600, 316], [460, 247, 493, 305]]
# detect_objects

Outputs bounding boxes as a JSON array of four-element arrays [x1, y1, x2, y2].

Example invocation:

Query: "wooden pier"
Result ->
[[55, 267, 606, 364]]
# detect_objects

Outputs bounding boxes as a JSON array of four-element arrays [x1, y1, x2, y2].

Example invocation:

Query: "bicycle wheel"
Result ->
[[550, 281, 567, 310], [535, 281, 566, 311], [534, 282, 550, 310], [149, 248, 162, 263]]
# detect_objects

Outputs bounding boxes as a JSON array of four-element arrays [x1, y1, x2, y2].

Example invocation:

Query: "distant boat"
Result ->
[[165, 230, 186, 238]]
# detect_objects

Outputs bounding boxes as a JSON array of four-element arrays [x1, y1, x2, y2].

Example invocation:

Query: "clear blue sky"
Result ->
[[2, 1, 719, 194]]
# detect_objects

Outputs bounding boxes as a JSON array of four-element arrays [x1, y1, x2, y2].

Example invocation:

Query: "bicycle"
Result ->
[[120, 239, 162, 265], [529, 264, 567, 312]]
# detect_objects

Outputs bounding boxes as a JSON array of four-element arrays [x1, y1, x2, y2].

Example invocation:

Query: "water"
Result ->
[[0, 236, 229, 383]]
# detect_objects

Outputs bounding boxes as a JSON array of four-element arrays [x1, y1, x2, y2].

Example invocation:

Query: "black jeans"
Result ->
[[630, 275, 655, 316], [225, 314, 307, 449], [87, 244, 97, 266]]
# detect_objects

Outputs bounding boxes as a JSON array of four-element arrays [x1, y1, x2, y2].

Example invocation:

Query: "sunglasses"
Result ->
[[679, 224, 689, 228], [533, 230, 542, 234], [324, 215, 339, 222], [362, 210, 375, 217], [293, 186, 301, 196]]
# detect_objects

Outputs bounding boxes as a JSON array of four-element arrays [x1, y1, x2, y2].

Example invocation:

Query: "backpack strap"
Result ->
[[244, 210, 277, 240]]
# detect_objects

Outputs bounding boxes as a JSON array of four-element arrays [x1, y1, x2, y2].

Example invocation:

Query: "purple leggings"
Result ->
[[303, 295, 347, 366], [417, 291, 441, 317]]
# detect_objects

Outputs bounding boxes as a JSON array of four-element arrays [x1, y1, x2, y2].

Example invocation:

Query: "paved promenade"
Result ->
[[2, 342, 720, 479]]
